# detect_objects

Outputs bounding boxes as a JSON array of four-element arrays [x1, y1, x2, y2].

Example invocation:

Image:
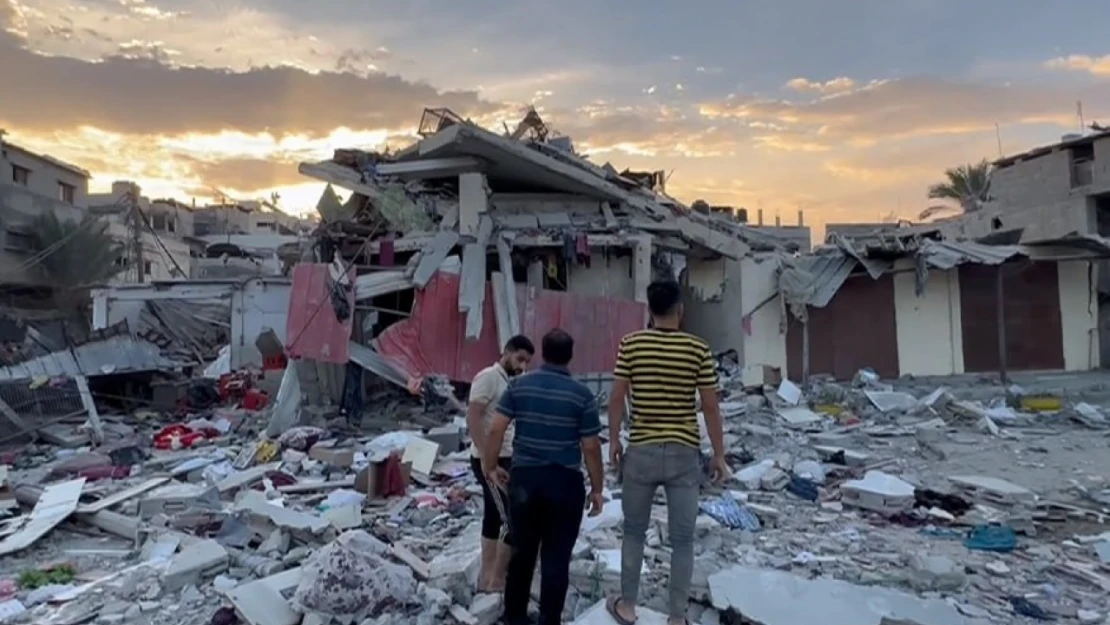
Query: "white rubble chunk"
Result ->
[[707, 567, 979, 625], [428, 522, 482, 600], [841, 471, 916, 514]]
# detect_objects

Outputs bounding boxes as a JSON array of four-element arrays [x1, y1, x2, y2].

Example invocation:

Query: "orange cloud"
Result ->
[[1045, 55, 1110, 77]]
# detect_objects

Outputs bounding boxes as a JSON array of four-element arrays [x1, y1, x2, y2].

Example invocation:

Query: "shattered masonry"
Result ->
[[0, 108, 1108, 625]]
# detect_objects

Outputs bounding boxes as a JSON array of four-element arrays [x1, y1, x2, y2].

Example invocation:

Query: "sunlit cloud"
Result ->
[[1045, 54, 1110, 77]]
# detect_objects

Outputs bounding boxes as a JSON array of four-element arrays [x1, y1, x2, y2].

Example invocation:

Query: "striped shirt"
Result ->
[[614, 328, 718, 448], [497, 364, 601, 469]]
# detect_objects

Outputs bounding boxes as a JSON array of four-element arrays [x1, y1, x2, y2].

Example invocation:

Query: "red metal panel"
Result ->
[[375, 272, 646, 382], [286, 263, 354, 364]]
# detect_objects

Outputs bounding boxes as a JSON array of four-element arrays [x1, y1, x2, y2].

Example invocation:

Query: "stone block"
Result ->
[[841, 471, 915, 514], [163, 539, 229, 591], [428, 522, 481, 602]]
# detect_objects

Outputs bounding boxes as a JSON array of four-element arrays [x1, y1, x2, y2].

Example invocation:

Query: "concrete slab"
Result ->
[[0, 478, 85, 556], [947, 475, 1035, 504], [163, 539, 229, 591], [708, 567, 979, 625], [234, 490, 330, 534], [777, 407, 822, 428], [841, 471, 915, 514], [227, 566, 303, 625], [572, 599, 692, 625]]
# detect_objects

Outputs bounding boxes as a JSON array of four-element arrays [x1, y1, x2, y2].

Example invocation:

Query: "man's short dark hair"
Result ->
[[541, 329, 574, 366], [504, 335, 535, 354], [647, 280, 682, 317]]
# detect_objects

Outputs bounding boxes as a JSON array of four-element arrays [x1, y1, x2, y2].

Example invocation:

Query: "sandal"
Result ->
[[605, 596, 637, 625]]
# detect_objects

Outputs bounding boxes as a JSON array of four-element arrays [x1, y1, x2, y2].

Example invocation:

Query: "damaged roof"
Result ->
[[780, 234, 1110, 319], [296, 109, 797, 259]]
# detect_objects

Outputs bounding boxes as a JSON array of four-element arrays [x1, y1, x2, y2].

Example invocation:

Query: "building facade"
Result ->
[[88, 181, 195, 284], [0, 139, 90, 285]]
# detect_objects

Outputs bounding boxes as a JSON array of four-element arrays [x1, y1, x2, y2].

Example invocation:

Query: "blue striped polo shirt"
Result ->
[[497, 364, 601, 469]]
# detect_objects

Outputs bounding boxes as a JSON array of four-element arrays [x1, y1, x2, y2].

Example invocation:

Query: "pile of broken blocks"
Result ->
[[0, 365, 1109, 625]]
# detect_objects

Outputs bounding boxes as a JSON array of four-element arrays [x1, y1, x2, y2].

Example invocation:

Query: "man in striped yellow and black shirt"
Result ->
[[604, 280, 729, 625]]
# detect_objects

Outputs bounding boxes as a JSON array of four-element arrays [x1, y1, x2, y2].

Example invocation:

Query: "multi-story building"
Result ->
[[193, 200, 306, 237], [947, 129, 1110, 241], [0, 137, 90, 285], [88, 181, 195, 283]]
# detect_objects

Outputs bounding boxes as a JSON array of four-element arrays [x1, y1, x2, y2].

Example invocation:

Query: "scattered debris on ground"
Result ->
[[0, 359, 1107, 625]]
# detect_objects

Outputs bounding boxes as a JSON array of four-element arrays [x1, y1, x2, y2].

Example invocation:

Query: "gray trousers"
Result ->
[[620, 442, 701, 619]]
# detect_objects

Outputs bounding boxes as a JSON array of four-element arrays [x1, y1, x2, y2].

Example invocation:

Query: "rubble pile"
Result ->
[[0, 363, 1108, 625]]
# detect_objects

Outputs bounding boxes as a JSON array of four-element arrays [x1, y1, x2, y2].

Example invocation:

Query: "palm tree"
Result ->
[[924, 160, 992, 218], [28, 212, 124, 313]]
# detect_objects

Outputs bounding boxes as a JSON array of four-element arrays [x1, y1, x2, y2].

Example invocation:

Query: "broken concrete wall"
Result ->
[[892, 258, 965, 377], [681, 256, 744, 359], [91, 278, 293, 370], [740, 254, 787, 374], [567, 254, 635, 300], [1058, 259, 1100, 370]]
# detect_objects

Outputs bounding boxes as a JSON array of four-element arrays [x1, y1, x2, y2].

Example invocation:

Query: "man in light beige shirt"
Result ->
[[467, 335, 534, 592]]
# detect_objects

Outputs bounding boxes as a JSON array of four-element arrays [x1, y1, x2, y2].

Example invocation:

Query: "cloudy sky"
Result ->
[[3, 0, 1110, 237]]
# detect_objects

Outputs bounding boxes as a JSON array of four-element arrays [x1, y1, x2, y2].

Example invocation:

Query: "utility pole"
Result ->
[[128, 183, 145, 283]]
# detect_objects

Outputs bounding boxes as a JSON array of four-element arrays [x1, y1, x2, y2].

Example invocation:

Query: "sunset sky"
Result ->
[[4, 0, 1110, 238]]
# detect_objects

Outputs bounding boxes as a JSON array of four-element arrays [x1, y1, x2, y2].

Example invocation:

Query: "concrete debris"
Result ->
[[0, 198, 1109, 625], [708, 566, 976, 625]]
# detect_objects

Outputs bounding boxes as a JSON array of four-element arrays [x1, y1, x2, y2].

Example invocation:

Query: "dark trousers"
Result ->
[[503, 465, 585, 625]]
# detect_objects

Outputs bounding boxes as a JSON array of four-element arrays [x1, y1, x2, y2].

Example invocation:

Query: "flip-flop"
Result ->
[[605, 596, 637, 625]]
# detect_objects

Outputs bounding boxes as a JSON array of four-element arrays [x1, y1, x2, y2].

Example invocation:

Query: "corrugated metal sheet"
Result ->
[[347, 341, 407, 388], [918, 240, 1021, 270], [0, 335, 183, 381], [286, 263, 355, 364], [375, 272, 647, 382], [798, 253, 857, 308], [353, 271, 413, 301]]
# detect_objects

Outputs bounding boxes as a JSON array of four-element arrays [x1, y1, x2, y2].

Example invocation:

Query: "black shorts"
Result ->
[[471, 456, 512, 543]]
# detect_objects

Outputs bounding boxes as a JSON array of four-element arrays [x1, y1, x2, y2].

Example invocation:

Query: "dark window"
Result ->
[[58, 181, 75, 204], [11, 165, 29, 186], [1070, 144, 1095, 189], [143, 261, 153, 275], [4, 230, 33, 252]]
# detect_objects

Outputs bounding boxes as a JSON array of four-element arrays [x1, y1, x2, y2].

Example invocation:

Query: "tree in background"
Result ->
[[920, 159, 993, 220], [28, 212, 124, 313]]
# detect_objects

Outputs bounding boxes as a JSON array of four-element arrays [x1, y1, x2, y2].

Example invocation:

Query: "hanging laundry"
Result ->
[[546, 254, 559, 279], [575, 233, 591, 268]]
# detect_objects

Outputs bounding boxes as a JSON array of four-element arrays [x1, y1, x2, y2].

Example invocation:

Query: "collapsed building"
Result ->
[[291, 108, 800, 388]]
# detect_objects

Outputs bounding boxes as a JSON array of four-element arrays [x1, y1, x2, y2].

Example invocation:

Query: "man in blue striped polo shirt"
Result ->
[[482, 328, 605, 625]]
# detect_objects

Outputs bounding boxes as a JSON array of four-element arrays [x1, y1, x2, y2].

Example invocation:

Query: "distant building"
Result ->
[[0, 137, 89, 286], [193, 200, 306, 237], [88, 181, 195, 284], [942, 129, 1110, 242]]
